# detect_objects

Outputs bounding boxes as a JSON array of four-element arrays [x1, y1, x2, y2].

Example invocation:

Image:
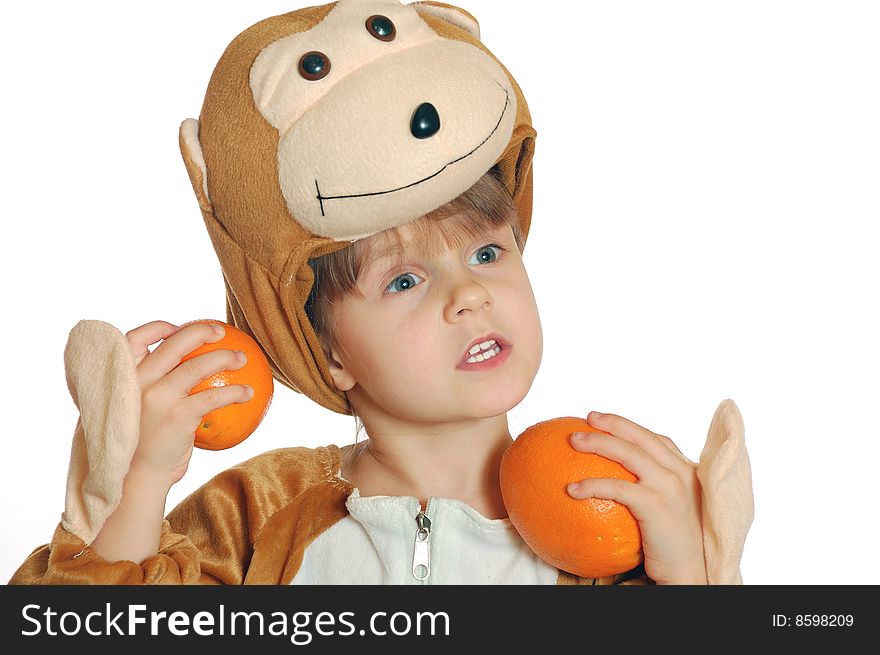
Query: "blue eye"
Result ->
[[468, 244, 502, 265], [385, 272, 423, 294]]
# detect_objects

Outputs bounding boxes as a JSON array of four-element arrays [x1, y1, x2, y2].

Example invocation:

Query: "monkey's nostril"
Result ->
[[410, 102, 441, 139]]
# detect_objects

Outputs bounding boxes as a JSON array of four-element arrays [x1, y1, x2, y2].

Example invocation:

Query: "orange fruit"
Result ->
[[178, 319, 274, 451], [500, 416, 643, 578]]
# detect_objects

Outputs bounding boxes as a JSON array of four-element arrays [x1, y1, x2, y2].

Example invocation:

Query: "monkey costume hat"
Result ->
[[180, 0, 535, 415], [10, 0, 753, 586]]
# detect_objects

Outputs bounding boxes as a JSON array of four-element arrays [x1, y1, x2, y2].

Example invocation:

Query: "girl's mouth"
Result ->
[[457, 335, 512, 371]]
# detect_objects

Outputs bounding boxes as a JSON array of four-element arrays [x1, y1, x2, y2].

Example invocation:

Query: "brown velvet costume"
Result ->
[[11, 445, 649, 585], [9, 0, 754, 585]]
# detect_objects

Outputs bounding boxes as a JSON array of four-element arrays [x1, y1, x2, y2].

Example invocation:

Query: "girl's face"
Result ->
[[327, 221, 543, 423]]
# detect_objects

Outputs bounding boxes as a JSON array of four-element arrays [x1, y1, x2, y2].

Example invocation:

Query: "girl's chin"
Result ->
[[463, 382, 533, 418], [389, 390, 529, 423], [351, 372, 537, 422]]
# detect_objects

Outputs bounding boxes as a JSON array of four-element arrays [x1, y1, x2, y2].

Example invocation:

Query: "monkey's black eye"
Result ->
[[366, 15, 396, 41], [298, 51, 330, 80]]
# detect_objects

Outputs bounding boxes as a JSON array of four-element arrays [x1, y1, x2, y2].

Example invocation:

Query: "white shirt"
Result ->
[[290, 487, 558, 585]]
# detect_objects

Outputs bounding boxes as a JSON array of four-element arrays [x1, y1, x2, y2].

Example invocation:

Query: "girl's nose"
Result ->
[[444, 276, 492, 322]]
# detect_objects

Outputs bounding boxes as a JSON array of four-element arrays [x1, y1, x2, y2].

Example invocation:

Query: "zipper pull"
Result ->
[[412, 510, 432, 581]]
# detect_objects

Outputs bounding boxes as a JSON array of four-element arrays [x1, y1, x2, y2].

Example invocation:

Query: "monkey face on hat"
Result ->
[[180, 0, 536, 414]]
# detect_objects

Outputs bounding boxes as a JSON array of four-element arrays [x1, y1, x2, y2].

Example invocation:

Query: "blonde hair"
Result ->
[[305, 169, 523, 354]]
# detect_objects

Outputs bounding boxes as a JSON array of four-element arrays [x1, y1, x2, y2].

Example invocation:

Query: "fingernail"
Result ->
[[212, 324, 225, 336], [235, 350, 247, 364], [567, 482, 580, 495], [243, 385, 254, 399], [589, 411, 603, 420], [571, 432, 586, 441]]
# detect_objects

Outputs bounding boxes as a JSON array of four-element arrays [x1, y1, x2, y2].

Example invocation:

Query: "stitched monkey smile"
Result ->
[[314, 84, 511, 217]]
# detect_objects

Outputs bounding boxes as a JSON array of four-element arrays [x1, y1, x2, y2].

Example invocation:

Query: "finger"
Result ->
[[125, 320, 180, 366], [566, 477, 648, 520], [160, 348, 247, 398], [138, 322, 226, 388], [570, 430, 677, 487], [587, 411, 695, 470], [180, 383, 255, 421]]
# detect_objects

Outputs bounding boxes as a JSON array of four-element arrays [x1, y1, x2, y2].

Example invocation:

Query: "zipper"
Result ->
[[411, 509, 432, 581]]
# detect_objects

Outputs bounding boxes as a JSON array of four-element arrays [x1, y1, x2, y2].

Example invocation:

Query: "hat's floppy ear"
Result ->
[[179, 118, 211, 214], [410, 1, 479, 39]]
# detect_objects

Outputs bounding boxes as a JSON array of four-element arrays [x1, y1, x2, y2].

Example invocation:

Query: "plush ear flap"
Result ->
[[697, 399, 754, 585], [410, 1, 480, 39], [179, 118, 212, 213]]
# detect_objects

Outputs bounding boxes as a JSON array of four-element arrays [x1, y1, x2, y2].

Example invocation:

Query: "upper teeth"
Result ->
[[466, 339, 501, 363], [469, 339, 497, 355]]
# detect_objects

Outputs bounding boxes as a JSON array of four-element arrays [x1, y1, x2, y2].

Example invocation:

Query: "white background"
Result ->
[[1, 1, 878, 585]]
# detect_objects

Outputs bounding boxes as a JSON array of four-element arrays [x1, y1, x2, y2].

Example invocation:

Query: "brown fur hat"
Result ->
[[179, 0, 536, 414]]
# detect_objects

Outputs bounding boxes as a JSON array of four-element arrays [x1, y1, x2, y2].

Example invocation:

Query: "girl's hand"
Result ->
[[124, 320, 251, 489], [567, 411, 707, 585]]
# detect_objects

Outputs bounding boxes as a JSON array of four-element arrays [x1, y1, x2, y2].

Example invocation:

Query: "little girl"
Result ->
[[9, 168, 708, 585], [9, 0, 745, 585]]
